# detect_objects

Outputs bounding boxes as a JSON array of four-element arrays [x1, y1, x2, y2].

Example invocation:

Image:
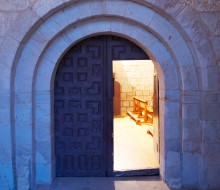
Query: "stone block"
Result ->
[[166, 151, 181, 189], [127, 107, 133, 112], [35, 103, 51, 120], [142, 91, 150, 96], [159, 59, 180, 90], [182, 90, 201, 103], [218, 60, 220, 71], [200, 12, 220, 35], [170, 37, 199, 90], [15, 104, 32, 123], [33, 0, 65, 19], [211, 37, 220, 57], [0, 107, 10, 125], [121, 93, 126, 100], [183, 103, 200, 120], [16, 155, 31, 190], [0, 36, 19, 92], [205, 92, 220, 103], [35, 91, 51, 104], [164, 102, 180, 118], [0, 93, 10, 108], [83, 16, 111, 35], [165, 139, 181, 153], [130, 101, 134, 107], [121, 107, 126, 113], [90, 0, 107, 15], [16, 125, 32, 153], [0, 0, 30, 11], [121, 85, 132, 93], [202, 121, 220, 143], [35, 122, 51, 142], [203, 143, 220, 167], [122, 101, 129, 107], [206, 166, 220, 189], [125, 1, 155, 25], [0, 126, 12, 157], [160, 89, 181, 102], [9, 8, 40, 42], [106, 1, 128, 17], [183, 119, 200, 141], [0, 11, 17, 36], [45, 35, 71, 63], [149, 12, 180, 43], [36, 143, 52, 164], [0, 162, 14, 190], [26, 32, 49, 56], [164, 118, 181, 140], [63, 1, 93, 24], [202, 104, 220, 121], [135, 91, 142, 96], [207, 66, 219, 90], [35, 63, 53, 91], [15, 58, 38, 93], [183, 141, 200, 153], [148, 40, 171, 63], [15, 92, 32, 104], [203, 148, 220, 167], [126, 94, 133, 101], [36, 163, 53, 185], [182, 153, 199, 188]]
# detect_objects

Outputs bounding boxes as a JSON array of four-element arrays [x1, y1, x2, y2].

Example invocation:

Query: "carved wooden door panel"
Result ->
[[54, 36, 149, 177], [55, 37, 106, 177]]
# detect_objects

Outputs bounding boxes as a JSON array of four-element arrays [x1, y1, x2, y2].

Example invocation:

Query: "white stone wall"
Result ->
[[0, 1, 219, 190], [113, 60, 154, 115]]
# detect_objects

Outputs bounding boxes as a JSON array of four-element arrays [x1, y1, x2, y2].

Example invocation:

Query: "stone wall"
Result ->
[[113, 60, 154, 115], [0, 1, 219, 190]]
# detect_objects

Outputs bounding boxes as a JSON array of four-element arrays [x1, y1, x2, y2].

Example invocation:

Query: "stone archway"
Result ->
[[11, 1, 200, 189]]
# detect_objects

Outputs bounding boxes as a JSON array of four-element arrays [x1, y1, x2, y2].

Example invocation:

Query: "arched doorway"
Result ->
[[54, 35, 159, 177], [12, 1, 202, 188]]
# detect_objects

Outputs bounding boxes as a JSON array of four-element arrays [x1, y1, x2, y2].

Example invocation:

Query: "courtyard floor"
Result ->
[[113, 116, 159, 171]]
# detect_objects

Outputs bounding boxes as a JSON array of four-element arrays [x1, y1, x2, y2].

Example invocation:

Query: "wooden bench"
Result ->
[[132, 96, 153, 124]]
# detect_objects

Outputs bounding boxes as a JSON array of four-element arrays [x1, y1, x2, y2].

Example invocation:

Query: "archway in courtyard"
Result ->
[[54, 35, 159, 176]]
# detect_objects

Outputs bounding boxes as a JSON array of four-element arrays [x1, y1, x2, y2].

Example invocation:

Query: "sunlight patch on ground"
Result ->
[[114, 116, 159, 171]]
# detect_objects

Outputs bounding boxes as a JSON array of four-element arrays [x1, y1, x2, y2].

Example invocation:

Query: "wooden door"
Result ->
[[54, 35, 149, 177]]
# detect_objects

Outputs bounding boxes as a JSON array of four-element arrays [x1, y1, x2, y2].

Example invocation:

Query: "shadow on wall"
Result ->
[[114, 79, 121, 116]]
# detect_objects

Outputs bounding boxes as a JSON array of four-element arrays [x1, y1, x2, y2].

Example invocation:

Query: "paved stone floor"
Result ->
[[51, 176, 171, 190]]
